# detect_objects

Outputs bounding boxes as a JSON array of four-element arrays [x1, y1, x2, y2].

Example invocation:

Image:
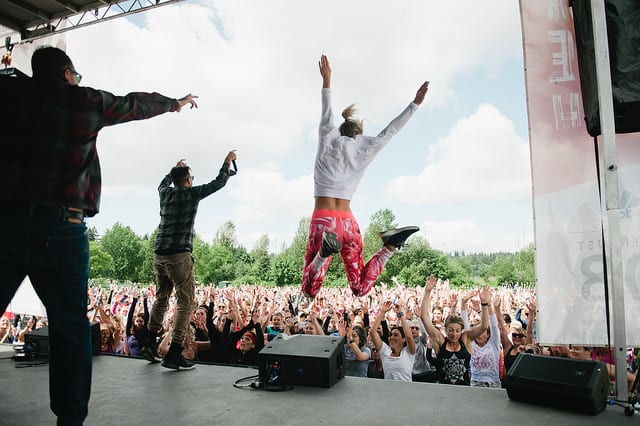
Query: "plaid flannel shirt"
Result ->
[[154, 162, 231, 254], [0, 74, 179, 216]]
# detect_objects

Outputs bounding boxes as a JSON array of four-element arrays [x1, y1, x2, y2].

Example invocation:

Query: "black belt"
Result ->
[[155, 248, 191, 255], [1, 202, 85, 222]]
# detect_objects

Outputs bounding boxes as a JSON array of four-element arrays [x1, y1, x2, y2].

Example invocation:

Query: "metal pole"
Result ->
[[589, 0, 628, 404]]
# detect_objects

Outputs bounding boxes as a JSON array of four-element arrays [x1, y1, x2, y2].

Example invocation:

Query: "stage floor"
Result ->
[[0, 344, 632, 425]]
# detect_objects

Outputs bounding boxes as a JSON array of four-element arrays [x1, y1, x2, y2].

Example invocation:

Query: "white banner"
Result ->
[[6, 277, 47, 318], [520, 0, 640, 345]]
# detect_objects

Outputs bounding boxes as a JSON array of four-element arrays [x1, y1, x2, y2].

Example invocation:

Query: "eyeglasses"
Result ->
[[189, 175, 195, 181], [67, 68, 82, 83], [512, 333, 525, 339], [410, 327, 420, 330]]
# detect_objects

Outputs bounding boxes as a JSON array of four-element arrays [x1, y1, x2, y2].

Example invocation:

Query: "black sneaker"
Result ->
[[320, 231, 342, 258], [141, 342, 161, 363], [162, 352, 196, 371], [379, 226, 420, 249]]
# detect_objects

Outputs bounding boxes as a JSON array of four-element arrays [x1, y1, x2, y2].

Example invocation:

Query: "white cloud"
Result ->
[[423, 219, 533, 254], [384, 103, 531, 203], [228, 167, 311, 224]]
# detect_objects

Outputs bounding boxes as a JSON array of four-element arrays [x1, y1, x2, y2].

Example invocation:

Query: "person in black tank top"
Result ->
[[436, 336, 471, 385], [420, 274, 492, 386], [494, 296, 536, 385], [503, 323, 527, 373]]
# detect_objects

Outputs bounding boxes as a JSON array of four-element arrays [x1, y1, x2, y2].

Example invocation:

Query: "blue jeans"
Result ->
[[0, 207, 91, 425]]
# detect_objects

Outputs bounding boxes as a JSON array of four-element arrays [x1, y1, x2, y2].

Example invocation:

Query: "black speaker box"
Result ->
[[571, 0, 640, 137], [24, 322, 102, 357], [258, 334, 345, 388], [505, 353, 610, 415], [24, 326, 50, 358]]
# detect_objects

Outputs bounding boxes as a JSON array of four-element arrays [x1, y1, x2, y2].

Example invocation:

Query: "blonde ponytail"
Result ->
[[339, 104, 363, 137], [342, 104, 357, 120]]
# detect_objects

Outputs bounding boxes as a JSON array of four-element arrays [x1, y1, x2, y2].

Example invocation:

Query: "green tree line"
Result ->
[[88, 208, 535, 289]]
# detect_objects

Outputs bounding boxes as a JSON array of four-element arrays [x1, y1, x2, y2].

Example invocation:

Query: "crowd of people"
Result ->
[[5, 277, 636, 393]]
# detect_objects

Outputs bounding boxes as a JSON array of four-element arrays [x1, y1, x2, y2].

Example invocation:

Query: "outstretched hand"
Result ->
[[424, 274, 436, 292], [381, 300, 393, 313], [413, 81, 429, 105], [224, 150, 237, 164], [319, 54, 331, 88], [176, 93, 199, 112], [479, 284, 491, 304]]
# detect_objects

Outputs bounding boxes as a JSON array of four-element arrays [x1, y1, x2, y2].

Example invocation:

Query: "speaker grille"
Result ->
[[505, 354, 610, 415]]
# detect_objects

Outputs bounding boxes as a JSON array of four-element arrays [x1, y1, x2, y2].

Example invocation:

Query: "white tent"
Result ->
[[5, 277, 47, 317]]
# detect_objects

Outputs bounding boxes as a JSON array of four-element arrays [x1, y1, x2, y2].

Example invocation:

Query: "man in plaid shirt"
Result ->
[[142, 152, 236, 370], [0, 46, 198, 425]]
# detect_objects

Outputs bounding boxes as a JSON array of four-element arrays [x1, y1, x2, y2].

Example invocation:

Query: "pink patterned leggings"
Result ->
[[301, 209, 393, 298]]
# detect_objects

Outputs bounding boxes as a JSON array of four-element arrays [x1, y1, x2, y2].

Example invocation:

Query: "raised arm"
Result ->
[[158, 324, 173, 358], [420, 274, 444, 352], [99, 90, 198, 127], [465, 285, 492, 343], [308, 310, 325, 336], [370, 300, 392, 351], [318, 55, 338, 140], [448, 292, 459, 317], [158, 160, 184, 190], [493, 293, 510, 351], [362, 299, 370, 328], [322, 311, 332, 335], [125, 293, 138, 337], [205, 290, 215, 335], [142, 294, 150, 322], [250, 311, 266, 351], [192, 150, 237, 200], [413, 81, 429, 105], [459, 290, 477, 330], [525, 297, 536, 345], [97, 304, 114, 329], [175, 94, 199, 112], [347, 327, 371, 362], [319, 54, 331, 89], [395, 303, 416, 355]]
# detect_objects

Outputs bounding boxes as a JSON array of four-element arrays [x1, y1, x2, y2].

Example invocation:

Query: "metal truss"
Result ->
[[7, 0, 186, 44]]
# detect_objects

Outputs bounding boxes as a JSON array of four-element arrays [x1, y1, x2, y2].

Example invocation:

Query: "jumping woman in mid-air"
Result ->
[[301, 54, 429, 299]]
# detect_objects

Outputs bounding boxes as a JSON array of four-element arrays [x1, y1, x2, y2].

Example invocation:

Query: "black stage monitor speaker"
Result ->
[[24, 322, 102, 357], [571, 0, 640, 137], [258, 334, 345, 388], [24, 326, 50, 358], [504, 353, 610, 415]]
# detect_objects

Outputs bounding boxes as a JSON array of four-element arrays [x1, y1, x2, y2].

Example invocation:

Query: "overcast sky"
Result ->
[[5, 0, 533, 254]]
